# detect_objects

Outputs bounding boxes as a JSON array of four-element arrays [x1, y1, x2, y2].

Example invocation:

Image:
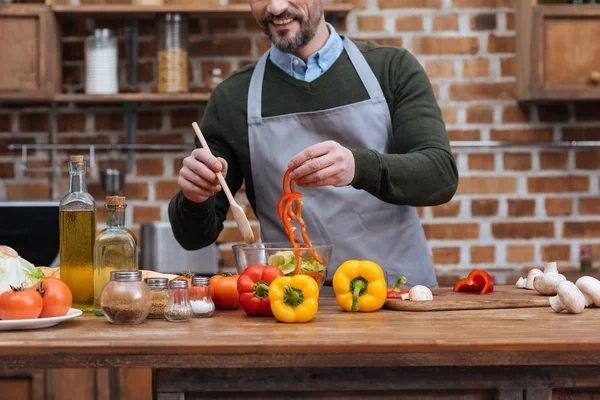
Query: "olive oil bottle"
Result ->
[[93, 196, 138, 315], [59, 155, 97, 312]]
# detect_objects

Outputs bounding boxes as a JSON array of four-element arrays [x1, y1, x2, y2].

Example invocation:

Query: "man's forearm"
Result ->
[[168, 191, 225, 251], [350, 147, 458, 207]]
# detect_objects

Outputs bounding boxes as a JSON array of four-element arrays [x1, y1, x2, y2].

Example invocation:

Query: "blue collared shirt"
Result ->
[[269, 23, 344, 83]]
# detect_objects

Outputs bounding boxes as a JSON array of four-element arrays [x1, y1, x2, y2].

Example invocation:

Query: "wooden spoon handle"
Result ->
[[191, 122, 236, 205]]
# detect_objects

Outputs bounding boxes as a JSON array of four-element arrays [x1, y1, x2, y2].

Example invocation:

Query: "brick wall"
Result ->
[[2, 0, 600, 283]]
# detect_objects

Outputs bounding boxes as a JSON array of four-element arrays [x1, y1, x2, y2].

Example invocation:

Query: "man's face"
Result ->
[[251, 0, 323, 53]]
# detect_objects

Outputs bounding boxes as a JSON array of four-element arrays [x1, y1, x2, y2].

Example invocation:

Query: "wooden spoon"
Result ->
[[191, 122, 255, 244]]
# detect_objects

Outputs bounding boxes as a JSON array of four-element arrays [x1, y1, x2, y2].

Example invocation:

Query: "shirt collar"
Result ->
[[268, 23, 344, 77]]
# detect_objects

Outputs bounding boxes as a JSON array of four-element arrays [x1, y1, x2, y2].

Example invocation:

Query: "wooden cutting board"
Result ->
[[384, 285, 551, 311]]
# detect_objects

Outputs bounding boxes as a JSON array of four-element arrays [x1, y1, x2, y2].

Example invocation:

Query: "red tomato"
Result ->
[[211, 274, 240, 309], [37, 278, 72, 318], [0, 287, 43, 320]]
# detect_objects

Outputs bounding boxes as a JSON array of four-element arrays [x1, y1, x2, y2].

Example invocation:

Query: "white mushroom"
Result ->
[[400, 292, 409, 300], [576, 276, 600, 307], [516, 277, 526, 289], [544, 261, 558, 275], [533, 273, 566, 296], [549, 281, 586, 314], [408, 285, 433, 302], [525, 268, 543, 290]]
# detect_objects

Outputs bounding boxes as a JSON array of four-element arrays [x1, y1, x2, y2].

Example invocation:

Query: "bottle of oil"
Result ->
[[59, 155, 97, 312], [93, 196, 138, 315]]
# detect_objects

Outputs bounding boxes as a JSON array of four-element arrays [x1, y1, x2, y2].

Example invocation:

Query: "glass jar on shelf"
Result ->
[[165, 280, 193, 322], [85, 29, 118, 95], [190, 276, 215, 318], [157, 13, 189, 94], [93, 195, 138, 316], [59, 155, 97, 313], [204, 68, 223, 92], [100, 271, 152, 325], [146, 277, 169, 319]]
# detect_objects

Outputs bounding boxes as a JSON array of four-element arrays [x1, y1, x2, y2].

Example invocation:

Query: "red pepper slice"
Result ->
[[305, 271, 323, 282], [386, 276, 409, 298], [453, 270, 495, 294]]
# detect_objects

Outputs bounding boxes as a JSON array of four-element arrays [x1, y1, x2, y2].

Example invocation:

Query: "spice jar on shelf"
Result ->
[[100, 271, 151, 325], [157, 13, 189, 94], [85, 29, 118, 95], [190, 276, 215, 318], [580, 247, 593, 272], [146, 277, 169, 319], [165, 280, 193, 322], [204, 68, 223, 92]]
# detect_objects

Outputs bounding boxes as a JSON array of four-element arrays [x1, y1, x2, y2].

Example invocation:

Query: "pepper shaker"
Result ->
[[165, 280, 193, 322]]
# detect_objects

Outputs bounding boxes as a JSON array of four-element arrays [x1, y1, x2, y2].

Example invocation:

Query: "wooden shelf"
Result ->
[[51, 3, 353, 17], [54, 92, 212, 103]]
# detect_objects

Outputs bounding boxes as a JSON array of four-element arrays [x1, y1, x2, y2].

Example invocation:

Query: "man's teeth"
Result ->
[[273, 18, 293, 25]]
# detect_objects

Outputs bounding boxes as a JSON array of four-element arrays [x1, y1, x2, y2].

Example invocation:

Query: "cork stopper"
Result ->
[[106, 196, 126, 205], [70, 155, 84, 163]]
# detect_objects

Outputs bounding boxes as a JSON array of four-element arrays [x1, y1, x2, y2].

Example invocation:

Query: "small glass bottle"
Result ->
[[93, 196, 138, 315], [59, 155, 97, 313], [165, 280, 192, 322], [580, 247, 593, 272], [100, 271, 151, 325], [190, 276, 215, 318], [205, 68, 223, 92], [146, 277, 169, 319]]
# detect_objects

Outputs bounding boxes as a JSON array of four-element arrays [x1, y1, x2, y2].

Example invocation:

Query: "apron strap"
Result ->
[[247, 51, 270, 124], [341, 36, 386, 102]]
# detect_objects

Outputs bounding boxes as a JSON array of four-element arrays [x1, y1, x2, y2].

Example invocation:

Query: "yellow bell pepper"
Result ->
[[333, 260, 387, 312], [269, 275, 319, 323]]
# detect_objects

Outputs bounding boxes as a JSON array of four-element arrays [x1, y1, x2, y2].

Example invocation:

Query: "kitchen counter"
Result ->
[[2, 292, 600, 399]]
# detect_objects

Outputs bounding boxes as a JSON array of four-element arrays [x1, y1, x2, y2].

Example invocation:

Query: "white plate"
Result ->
[[0, 308, 83, 331]]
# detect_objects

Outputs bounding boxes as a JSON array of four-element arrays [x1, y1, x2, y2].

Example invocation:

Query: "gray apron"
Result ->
[[247, 36, 437, 288]]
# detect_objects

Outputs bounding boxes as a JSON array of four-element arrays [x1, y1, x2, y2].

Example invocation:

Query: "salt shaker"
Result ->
[[165, 280, 193, 322], [190, 276, 215, 318]]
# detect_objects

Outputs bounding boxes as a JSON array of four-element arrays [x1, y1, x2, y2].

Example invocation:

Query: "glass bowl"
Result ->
[[232, 242, 333, 289]]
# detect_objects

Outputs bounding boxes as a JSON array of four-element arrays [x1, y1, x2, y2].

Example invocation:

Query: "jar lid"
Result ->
[[192, 276, 209, 285], [94, 28, 113, 39], [70, 155, 84, 163], [170, 279, 188, 289], [145, 277, 168, 288], [164, 13, 183, 22], [111, 270, 142, 281]]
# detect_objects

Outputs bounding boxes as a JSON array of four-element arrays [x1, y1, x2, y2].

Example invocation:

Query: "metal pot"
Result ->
[[100, 168, 125, 195]]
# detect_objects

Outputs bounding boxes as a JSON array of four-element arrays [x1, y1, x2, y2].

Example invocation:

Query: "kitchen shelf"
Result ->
[[51, 3, 353, 17], [54, 92, 212, 103]]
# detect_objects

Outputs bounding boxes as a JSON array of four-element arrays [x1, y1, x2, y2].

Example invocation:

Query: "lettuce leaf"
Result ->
[[268, 251, 326, 276]]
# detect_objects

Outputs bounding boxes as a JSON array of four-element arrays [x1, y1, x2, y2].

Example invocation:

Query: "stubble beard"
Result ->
[[260, 3, 323, 53]]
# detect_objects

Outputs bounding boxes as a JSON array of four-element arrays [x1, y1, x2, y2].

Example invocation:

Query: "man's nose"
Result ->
[[267, 0, 289, 16]]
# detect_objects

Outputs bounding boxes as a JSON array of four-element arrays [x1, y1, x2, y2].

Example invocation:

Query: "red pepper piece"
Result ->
[[386, 276, 409, 298], [237, 265, 284, 317], [305, 271, 323, 282], [453, 270, 495, 294]]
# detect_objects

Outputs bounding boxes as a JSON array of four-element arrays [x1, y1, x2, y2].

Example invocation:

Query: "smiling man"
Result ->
[[168, 0, 459, 287]]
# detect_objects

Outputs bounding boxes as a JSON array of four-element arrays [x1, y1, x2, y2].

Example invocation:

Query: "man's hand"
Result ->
[[288, 141, 355, 187], [178, 148, 228, 203]]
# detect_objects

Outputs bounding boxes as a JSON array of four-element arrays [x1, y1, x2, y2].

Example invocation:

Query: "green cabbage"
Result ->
[[0, 246, 43, 294]]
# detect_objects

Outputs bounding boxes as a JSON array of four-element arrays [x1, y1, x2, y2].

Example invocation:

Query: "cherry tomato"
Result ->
[[210, 274, 240, 309], [0, 286, 43, 320], [37, 278, 72, 318]]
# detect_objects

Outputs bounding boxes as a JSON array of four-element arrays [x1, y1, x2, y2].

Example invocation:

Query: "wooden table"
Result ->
[[2, 292, 600, 399]]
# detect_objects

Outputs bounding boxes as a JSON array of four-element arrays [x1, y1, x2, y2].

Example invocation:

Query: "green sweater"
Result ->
[[168, 40, 459, 250]]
